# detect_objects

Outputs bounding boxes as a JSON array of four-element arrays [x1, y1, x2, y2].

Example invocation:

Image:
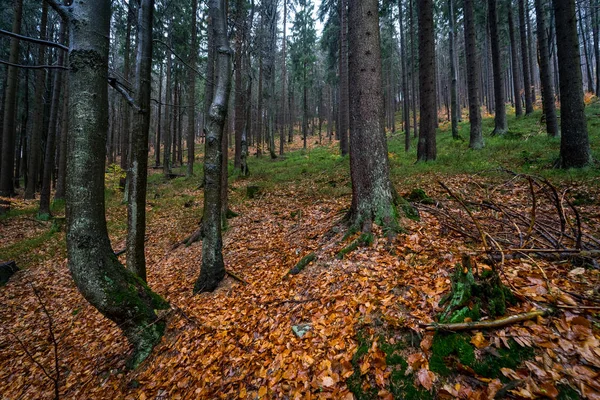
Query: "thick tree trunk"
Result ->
[[0, 0, 23, 197], [464, 0, 483, 149], [448, 0, 459, 139], [489, 0, 508, 135], [518, 0, 533, 114], [534, 0, 559, 137], [417, 0, 437, 161], [194, 0, 232, 294], [508, 3, 523, 117], [65, 0, 168, 369], [553, 0, 591, 168], [126, 0, 154, 282], [339, 0, 349, 156], [24, 2, 48, 199], [186, 0, 198, 177], [347, 0, 398, 233]]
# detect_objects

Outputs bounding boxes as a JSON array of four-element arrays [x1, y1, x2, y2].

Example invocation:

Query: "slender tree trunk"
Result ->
[[194, 0, 232, 293], [120, 9, 133, 188], [64, 0, 169, 370], [186, 0, 198, 176], [534, 0, 559, 137], [409, 0, 418, 140], [280, 0, 287, 155], [577, 4, 595, 94], [339, 0, 349, 156], [489, 0, 508, 135], [55, 79, 68, 201], [24, 2, 48, 199], [0, 0, 24, 197], [553, 0, 591, 168], [508, 3, 523, 117], [155, 62, 162, 167], [39, 21, 67, 216], [234, 0, 245, 168], [448, 0, 459, 139], [163, 53, 172, 175], [527, 3, 537, 104], [464, 0, 484, 149], [126, 0, 154, 281], [417, 0, 437, 161], [399, 0, 410, 150], [519, 0, 533, 114]]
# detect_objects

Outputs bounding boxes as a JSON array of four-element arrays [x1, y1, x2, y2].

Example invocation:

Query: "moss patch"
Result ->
[[430, 333, 534, 379]]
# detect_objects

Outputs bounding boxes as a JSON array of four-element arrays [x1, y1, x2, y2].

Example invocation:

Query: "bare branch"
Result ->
[[44, 0, 71, 22], [0, 28, 68, 51], [108, 77, 141, 112], [0, 59, 70, 70]]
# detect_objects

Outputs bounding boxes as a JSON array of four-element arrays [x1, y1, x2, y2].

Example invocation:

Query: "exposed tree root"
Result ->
[[423, 310, 547, 332]]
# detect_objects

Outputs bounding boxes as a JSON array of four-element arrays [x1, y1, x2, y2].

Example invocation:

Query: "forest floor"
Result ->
[[1, 103, 600, 399]]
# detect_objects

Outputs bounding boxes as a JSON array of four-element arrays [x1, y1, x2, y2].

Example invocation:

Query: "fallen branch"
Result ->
[[287, 252, 316, 275], [226, 269, 248, 285], [172, 223, 203, 250], [423, 310, 547, 332]]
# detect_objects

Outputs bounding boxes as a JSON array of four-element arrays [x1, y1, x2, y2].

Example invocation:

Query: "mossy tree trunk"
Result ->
[[194, 0, 232, 294], [126, 0, 154, 282], [347, 0, 398, 234], [60, 0, 168, 369]]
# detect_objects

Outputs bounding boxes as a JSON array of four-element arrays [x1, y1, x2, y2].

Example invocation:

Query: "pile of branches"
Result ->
[[416, 170, 600, 268]]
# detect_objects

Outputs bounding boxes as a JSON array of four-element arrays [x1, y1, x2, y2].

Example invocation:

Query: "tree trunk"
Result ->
[[24, 1, 48, 199], [155, 62, 162, 167], [54, 79, 68, 201], [186, 0, 198, 176], [464, 0, 484, 149], [417, 0, 437, 161], [534, 0, 559, 137], [0, 0, 23, 197], [39, 19, 67, 216], [518, 0, 534, 114], [120, 8, 133, 188], [163, 53, 172, 175], [553, 0, 591, 168], [65, 0, 168, 369], [194, 0, 232, 294], [508, 2, 523, 117], [347, 0, 398, 233], [399, 0, 410, 150], [593, 0, 600, 96], [339, 0, 349, 156], [234, 0, 245, 168], [489, 0, 508, 135], [577, 4, 595, 94], [280, 0, 287, 155], [448, 0, 459, 139], [126, 0, 154, 281]]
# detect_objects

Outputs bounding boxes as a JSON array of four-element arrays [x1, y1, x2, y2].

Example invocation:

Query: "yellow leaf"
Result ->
[[470, 332, 489, 349], [258, 386, 267, 397]]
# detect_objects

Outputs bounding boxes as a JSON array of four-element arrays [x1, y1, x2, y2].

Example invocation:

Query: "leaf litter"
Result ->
[[0, 166, 598, 399]]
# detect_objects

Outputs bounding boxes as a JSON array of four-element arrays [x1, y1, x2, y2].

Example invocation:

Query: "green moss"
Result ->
[[337, 233, 374, 259], [430, 333, 533, 379], [557, 384, 581, 400], [404, 188, 435, 205], [288, 252, 317, 275]]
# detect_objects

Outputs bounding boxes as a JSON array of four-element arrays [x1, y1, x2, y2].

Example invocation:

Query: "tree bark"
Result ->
[[399, 0, 410, 150], [280, 0, 287, 155], [508, 2, 523, 117], [553, 0, 591, 168], [464, 0, 484, 149], [488, 0, 508, 135], [24, 1, 48, 199], [54, 79, 68, 201], [518, 0, 533, 114], [126, 0, 154, 281], [534, 0, 559, 137], [448, 0, 459, 139], [417, 0, 437, 161], [186, 0, 198, 177], [339, 0, 349, 156], [347, 0, 398, 233], [39, 18, 67, 216], [65, 0, 168, 369], [0, 0, 23, 197], [163, 52, 172, 175], [194, 0, 232, 294]]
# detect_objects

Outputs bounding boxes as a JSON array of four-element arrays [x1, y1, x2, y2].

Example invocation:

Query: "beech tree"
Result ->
[[464, 0, 483, 149], [488, 0, 507, 135], [48, 0, 169, 368], [417, 0, 436, 161], [194, 0, 232, 294], [347, 0, 397, 233]]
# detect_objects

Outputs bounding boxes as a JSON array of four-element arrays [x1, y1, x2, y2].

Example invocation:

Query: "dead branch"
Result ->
[[226, 269, 249, 285], [423, 310, 547, 332]]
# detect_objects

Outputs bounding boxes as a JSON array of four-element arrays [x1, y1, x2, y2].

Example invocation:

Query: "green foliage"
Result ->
[[557, 384, 582, 400], [105, 163, 126, 192], [337, 233, 374, 259]]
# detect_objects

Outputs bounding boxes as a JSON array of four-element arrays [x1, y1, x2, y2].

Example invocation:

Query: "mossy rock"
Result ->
[[404, 188, 435, 205]]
